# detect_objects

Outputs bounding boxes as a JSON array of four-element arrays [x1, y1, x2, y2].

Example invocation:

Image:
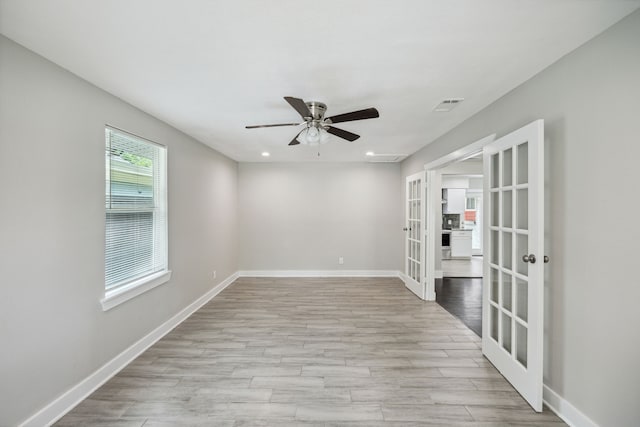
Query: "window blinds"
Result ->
[[105, 127, 167, 290]]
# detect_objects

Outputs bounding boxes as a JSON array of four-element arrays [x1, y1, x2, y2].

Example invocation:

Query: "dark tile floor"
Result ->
[[435, 278, 483, 337]]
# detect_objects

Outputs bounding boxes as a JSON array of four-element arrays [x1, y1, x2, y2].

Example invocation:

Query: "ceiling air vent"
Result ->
[[433, 98, 464, 112], [366, 154, 407, 163]]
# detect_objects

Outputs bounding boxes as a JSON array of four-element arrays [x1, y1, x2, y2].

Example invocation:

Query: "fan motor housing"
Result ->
[[305, 101, 327, 121]]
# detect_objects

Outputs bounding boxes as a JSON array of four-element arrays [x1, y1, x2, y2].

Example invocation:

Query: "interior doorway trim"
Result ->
[[422, 133, 496, 301], [424, 134, 496, 171]]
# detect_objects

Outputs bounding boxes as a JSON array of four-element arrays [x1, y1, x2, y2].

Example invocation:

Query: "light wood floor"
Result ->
[[56, 277, 564, 426]]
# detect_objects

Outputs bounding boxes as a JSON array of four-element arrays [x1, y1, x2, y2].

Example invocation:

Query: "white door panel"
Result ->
[[482, 120, 544, 411], [405, 172, 425, 299]]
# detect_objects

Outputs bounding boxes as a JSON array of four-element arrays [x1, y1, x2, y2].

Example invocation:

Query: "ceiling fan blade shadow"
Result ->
[[326, 107, 379, 124], [326, 126, 360, 142], [284, 96, 312, 119], [245, 122, 301, 129]]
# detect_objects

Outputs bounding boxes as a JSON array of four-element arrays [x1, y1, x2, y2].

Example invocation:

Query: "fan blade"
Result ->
[[245, 122, 301, 129], [326, 126, 360, 142], [284, 96, 312, 119], [326, 107, 379, 124], [288, 134, 301, 146]]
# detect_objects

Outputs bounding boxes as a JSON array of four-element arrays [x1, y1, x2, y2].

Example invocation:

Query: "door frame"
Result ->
[[423, 134, 496, 300], [465, 189, 484, 256], [423, 171, 437, 301]]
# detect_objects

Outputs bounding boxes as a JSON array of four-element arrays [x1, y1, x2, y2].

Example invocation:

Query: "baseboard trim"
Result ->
[[238, 270, 402, 278], [434, 269, 443, 279], [543, 384, 598, 427], [19, 271, 239, 427], [398, 271, 408, 283]]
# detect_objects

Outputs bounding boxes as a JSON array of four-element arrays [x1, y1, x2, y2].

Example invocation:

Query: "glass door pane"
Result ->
[[487, 140, 531, 362]]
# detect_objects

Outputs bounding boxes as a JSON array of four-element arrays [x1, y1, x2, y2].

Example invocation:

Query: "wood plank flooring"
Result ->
[[56, 277, 564, 426], [435, 278, 483, 337]]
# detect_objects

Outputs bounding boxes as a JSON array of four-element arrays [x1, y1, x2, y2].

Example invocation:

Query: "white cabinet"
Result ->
[[451, 230, 472, 258], [443, 188, 466, 214]]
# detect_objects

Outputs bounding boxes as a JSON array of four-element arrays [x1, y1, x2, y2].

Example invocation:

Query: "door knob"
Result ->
[[544, 255, 550, 263], [522, 254, 536, 264]]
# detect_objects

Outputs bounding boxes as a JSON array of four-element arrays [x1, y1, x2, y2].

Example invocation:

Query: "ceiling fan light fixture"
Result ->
[[307, 126, 320, 143], [296, 126, 329, 146]]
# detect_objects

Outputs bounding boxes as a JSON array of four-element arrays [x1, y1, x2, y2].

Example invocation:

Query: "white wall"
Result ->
[[0, 36, 238, 426], [402, 11, 640, 427], [439, 159, 483, 175], [468, 178, 483, 190], [238, 162, 403, 272], [442, 176, 470, 189]]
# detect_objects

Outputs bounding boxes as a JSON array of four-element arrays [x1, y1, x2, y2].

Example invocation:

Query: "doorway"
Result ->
[[436, 155, 485, 337], [441, 170, 484, 279]]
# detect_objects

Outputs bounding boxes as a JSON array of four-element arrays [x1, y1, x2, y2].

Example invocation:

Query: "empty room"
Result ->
[[1, 1, 640, 426]]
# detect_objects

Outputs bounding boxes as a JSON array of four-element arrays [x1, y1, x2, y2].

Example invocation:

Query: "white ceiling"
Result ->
[[1, 0, 638, 162]]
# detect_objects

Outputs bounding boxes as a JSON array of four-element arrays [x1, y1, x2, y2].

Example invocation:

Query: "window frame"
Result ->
[[466, 196, 477, 210], [101, 125, 171, 311]]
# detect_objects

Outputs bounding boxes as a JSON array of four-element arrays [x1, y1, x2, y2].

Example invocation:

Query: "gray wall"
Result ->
[[238, 162, 403, 272], [401, 11, 640, 427], [0, 35, 238, 426]]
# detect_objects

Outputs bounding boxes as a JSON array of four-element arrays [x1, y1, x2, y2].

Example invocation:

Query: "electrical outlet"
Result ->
[[212, 270, 217, 279], [338, 257, 344, 265]]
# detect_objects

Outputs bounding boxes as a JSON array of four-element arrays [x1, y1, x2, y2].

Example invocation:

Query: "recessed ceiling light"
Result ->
[[365, 153, 407, 162], [365, 151, 375, 156], [261, 152, 270, 157]]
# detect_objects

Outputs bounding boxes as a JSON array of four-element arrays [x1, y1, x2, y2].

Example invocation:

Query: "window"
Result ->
[[466, 196, 477, 210], [103, 126, 169, 309]]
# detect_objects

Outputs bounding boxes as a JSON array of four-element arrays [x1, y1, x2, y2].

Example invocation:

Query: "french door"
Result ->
[[482, 120, 545, 411], [404, 172, 425, 299]]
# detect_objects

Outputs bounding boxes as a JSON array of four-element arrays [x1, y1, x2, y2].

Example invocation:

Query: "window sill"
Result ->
[[101, 270, 172, 311]]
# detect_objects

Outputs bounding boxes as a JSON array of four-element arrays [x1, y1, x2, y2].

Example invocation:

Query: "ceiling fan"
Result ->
[[246, 97, 380, 146]]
